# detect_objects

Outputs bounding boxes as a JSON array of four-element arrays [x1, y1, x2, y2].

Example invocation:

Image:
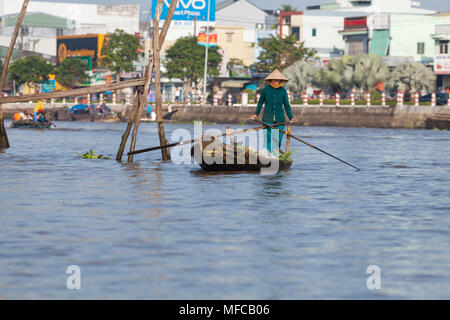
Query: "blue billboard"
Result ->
[[152, 0, 215, 22]]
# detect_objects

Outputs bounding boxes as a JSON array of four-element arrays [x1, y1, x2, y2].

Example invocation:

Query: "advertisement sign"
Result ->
[[57, 34, 106, 70], [197, 33, 217, 46], [152, 0, 215, 21], [344, 16, 367, 29], [41, 80, 56, 93], [435, 54, 450, 75], [229, 65, 251, 78]]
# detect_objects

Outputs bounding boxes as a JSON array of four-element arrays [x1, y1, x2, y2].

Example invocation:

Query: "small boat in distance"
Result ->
[[10, 120, 52, 129]]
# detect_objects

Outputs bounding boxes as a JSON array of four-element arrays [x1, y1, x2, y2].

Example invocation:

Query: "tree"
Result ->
[[254, 34, 316, 72], [279, 4, 297, 12], [284, 60, 320, 93], [99, 29, 141, 84], [317, 57, 347, 94], [53, 58, 90, 89], [342, 54, 388, 93], [385, 61, 436, 94], [8, 55, 53, 89], [317, 54, 388, 95], [163, 36, 222, 89]]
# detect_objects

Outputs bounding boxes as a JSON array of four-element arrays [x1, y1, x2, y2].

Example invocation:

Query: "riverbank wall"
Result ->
[[3, 103, 450, 129], [169, 104, 450, 129]]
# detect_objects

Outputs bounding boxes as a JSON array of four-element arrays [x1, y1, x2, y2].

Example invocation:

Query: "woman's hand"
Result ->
[[290, 118, 297, 123], [249, 114, 257, 120]]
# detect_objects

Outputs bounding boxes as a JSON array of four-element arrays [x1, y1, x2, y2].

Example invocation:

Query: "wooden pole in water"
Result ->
[[286, 125, 291, 153], [152, 3, 170, 161], [0, 0, 29, 149], [124, 0, 178, 162], [115, 89, 143, 161]]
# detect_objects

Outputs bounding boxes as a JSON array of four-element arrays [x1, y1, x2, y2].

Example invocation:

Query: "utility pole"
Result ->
[[202, 0, 211, 102], [20, 27, 24, 58], [194, 17, 197, 36]]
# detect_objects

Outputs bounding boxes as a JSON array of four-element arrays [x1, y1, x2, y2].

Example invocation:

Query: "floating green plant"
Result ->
[[75, 149, 111, 160]]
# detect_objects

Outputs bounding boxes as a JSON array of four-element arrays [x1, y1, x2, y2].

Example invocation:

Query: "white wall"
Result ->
[[302, 15, 345, 58], [0, 34, 56, 57], [0, 0, 140, 35], [216, 0, 269, 31], [336, 0, 435, 14]]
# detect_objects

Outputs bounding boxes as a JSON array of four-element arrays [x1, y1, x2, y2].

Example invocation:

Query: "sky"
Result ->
[[35, 0, 450, 13]]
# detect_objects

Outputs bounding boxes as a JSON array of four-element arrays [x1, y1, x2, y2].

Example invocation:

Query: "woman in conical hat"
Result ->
[[250, 69, 297, 154]]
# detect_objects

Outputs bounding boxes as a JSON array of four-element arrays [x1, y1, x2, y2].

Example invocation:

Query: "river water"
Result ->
[[0, 120, 449, 299]]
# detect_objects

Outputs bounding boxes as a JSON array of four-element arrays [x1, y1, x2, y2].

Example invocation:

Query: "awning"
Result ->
[[338, 28, 368, 36], [1, 13, 74, 29], [370, 29, 390, 56], [221, 80, 251, 88]]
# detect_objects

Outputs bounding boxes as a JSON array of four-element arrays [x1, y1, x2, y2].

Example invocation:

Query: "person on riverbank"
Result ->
[[250, 69, 297, 154]]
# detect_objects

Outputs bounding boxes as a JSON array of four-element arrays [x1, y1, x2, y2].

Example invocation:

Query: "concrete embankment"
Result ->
[[3, 103, 450, 129], [169, 104, 450, 129]]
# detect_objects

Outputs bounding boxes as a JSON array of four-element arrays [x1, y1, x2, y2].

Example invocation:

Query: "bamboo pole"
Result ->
[[0, 0, 29, 149], [126, 0, 177, 162], [127, 49, 155, 163], [0, 78, 146, 104], [115, 89, 142, 161], [152, 4, 171, 161], [286, 125, 291, 153]]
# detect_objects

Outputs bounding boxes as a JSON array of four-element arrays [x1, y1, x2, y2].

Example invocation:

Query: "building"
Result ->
[[336, 11, 450, 70], [0, 1, 139, 35], [0, 0, 140, 60], [278, 11, 303, 39], [307, 0, 435, 15], [306, 0, 439, 63], [212, 25, 255, 67], [0, 12, 74, 60], [339, 15, 370, 56], [433, 12, 450, 91], [216, 0, 275, 31], [215, 0, 277, 66], [302, 11, 346, 59]]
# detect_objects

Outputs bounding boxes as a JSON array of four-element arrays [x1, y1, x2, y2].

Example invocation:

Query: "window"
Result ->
[[56, 28, 64, 36], [226, 33, 233, 42], [417, 42, 425, 55], [291, 26, 300, 41], [440, 41, 449, 54], [312, 28, 317, 37], [21, 26, 29, 36]]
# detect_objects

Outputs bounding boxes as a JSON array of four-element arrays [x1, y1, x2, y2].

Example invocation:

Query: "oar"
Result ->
[[253, 119, 361, 171], [127, 121, 291, 156]]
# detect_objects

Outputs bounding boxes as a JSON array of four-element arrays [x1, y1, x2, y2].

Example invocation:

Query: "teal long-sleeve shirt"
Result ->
[[255, 85, 294, 123]]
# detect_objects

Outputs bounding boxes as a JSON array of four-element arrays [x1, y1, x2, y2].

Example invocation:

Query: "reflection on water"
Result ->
[[0, 120, 449, 299]]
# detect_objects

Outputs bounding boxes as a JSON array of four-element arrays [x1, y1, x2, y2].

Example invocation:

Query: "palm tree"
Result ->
[[385, 61, 436, 94], [341, 54, 388, 98], [317, 57, 347, 94], [318, 54, 388, 98], [284, 60, 320, 94], [353, 54, 389, 92]]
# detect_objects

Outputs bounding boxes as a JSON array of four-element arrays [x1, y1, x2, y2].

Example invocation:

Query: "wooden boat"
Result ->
[[10, 120, 52, 129], [190, 135, 293, 171]]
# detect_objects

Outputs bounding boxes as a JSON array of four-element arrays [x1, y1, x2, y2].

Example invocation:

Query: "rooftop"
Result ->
[[0, 12, 74, 29]]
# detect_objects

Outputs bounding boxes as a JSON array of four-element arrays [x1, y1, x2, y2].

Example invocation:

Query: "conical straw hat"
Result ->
[[264, 69, 288, 82]]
